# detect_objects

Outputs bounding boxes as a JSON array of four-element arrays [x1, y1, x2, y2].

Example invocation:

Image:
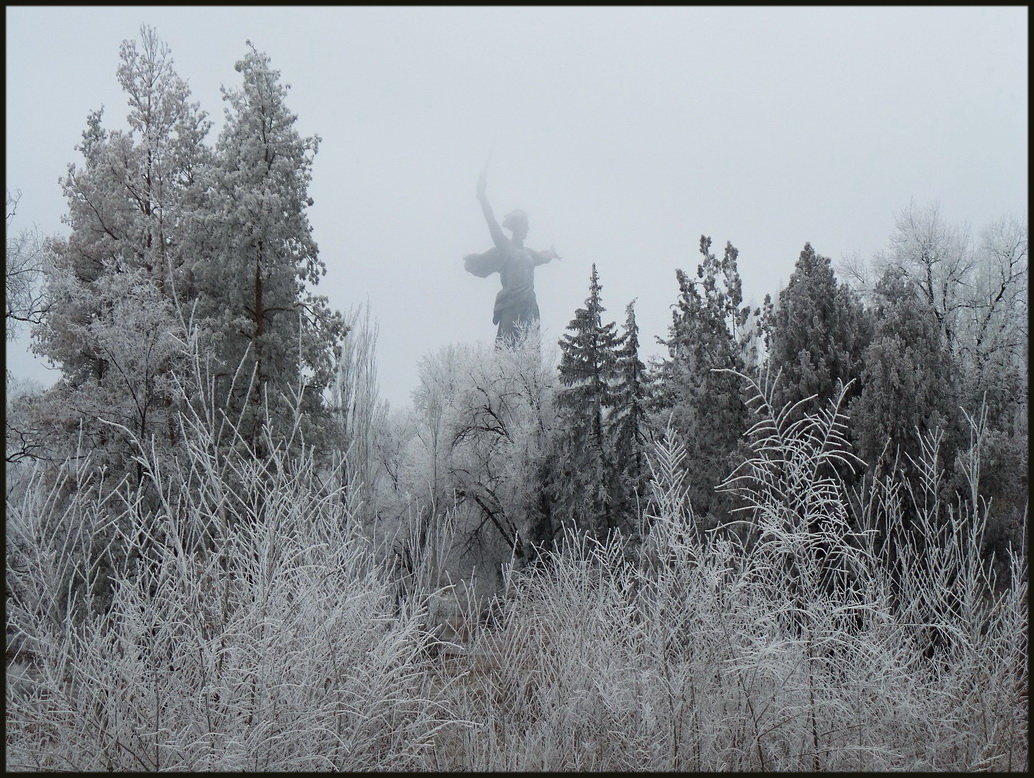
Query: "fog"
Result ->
[[5, 6, 1027, 408]]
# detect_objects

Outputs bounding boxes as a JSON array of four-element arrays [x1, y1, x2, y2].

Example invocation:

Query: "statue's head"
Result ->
[[502, 209, 529, 241]]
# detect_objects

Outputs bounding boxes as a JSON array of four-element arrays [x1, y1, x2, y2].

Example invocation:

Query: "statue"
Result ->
[[464, 173, 559, 345]]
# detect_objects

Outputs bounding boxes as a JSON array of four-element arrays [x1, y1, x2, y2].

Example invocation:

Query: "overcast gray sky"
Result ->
[[5, 6, 1028, 409]]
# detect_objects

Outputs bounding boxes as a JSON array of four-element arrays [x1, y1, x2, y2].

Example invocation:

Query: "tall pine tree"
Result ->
[[553, 264, 620, 537], [609, 300, 651, 534], [194, 43, 345, 460]]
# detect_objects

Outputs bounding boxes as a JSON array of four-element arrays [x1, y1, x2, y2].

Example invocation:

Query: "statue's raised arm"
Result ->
[[477, 172, 508, 250]]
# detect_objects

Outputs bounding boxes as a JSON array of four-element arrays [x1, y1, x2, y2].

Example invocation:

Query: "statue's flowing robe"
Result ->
[[464, 246, 543, 341]]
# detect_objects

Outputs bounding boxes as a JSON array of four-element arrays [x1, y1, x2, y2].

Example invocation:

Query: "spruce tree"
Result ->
[[554, 264, 620, 536], [609, 300, 651, 534]]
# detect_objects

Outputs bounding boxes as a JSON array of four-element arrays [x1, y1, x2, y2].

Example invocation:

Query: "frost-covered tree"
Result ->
[[407, 343, 467, 543], [870, 203, 1028, 414], [405, 335, 557, 579], [10, 27, 217, 619], [653, 236, 755, 529], [5, 191, 49, 341], [850, 268, 963, 486], [608, 300, 651, 534], [951, 217, 1027, 576], [193, 42, 345, 460], [332, 303, 387, 519], [5, 191, 52, 468], [553, 264, 620, 537], [958, 215, 1028, 431], [46, 26, 211, 297], [764, 243, 873, 414], [878, 202, 972, 356], [31, 26, 211, 472], [844, 206, 1027, 571]]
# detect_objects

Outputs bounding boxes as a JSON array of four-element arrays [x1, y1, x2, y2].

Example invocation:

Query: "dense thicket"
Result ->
[[6, 346, 1026, 770]]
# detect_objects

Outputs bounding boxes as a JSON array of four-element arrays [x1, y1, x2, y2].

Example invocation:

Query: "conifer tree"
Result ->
[[194, 43, 345, 460], [609, 300, 651, 533], [848, 266, 968, 603], [850, 267, 964, 485], [554, 264, 620, 536], [654, 236, 754, 529], [764, 242, 873, 414]]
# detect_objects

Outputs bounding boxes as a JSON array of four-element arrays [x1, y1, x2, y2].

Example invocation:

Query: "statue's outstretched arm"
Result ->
[[531, 245, 561, 266], [477, 174, 507, 250]]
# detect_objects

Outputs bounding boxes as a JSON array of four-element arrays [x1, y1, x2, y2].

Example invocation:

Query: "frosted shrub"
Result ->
[[6, 353, 1025, 771], [432, 372, 1027, 771], [5, 356, 460, 771]]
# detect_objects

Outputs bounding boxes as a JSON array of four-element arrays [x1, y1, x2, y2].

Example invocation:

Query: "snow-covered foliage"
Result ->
[[191, 41, 345, 460], [5, 26, 1026, 773], [385, 331, 558, 584], [6, 346, 459, 771], [430, 377, 1028, 771], [29, 26, 208, 477], [7, 363, 1025, 770]]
